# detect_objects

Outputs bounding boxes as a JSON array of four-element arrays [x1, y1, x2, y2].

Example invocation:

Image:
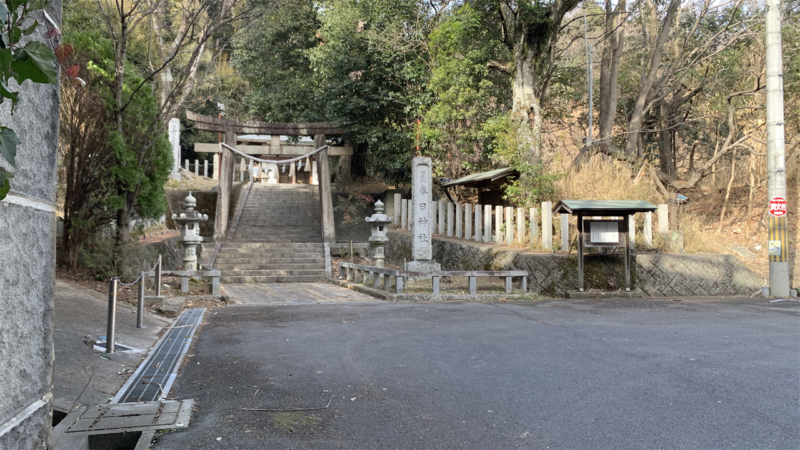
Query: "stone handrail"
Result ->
[[337, 262, 528, 295], [147, 268, 221, 295]]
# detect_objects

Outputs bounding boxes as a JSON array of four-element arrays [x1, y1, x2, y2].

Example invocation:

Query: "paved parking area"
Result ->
[[152, 298, 800, 449], [222, 282, 377, 304]]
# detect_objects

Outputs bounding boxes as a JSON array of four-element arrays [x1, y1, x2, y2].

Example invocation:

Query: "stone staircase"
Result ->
[[215, 184, 326, 283]]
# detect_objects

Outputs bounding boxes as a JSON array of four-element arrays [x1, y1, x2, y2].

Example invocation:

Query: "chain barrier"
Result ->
[[106, 254, 162, 352]]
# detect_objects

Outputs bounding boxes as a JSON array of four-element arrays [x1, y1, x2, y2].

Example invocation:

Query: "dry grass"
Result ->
[[164, 169, 219, 192], [555, 155, 661, 204]]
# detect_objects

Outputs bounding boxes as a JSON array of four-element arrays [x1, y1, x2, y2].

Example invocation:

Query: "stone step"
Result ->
[[216, 248, 323, 256], [220, 242, 324, 249], [230, 236, 322, 242], [214, 257, 325, 265], [221, 275, 327, 284], [213, 263, 324, 270]]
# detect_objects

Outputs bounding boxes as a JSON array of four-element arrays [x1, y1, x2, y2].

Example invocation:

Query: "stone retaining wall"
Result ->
[[387, 231, 764, 297]]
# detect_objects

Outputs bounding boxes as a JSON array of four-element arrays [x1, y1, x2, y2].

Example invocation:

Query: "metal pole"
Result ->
[[155, 254, 162, 297], [106, 278, 118, 353], [137, 272, 145, 328], [766, 0, 789, 297]]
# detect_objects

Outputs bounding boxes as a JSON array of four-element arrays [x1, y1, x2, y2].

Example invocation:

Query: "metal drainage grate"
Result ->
[[112, 308, 206, 403]]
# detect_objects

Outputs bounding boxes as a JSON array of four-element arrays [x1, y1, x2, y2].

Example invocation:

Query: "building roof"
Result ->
[[553, 200, 657, 216], [441, 167, 518, 189]]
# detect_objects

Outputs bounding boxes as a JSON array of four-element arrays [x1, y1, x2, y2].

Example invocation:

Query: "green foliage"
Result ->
[[487, 113, 560, 205], [421, 4, 510, 180], [335, 192, 375, 242], [0, 0, 58, 203], [309, 0, 430, 183]]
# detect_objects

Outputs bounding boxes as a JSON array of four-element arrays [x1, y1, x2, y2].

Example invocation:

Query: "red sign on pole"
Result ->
[[769, 196, 787, 216]]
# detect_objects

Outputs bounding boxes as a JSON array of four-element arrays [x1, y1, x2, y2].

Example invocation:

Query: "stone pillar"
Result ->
[[561, 214, 569, 252], [505, 206, 513, 245], [0, 6, 61, 442], [401, 199, 408, 229], [530, 207, 538, 245], [169, 117, 181, 180], [464, 204, 472, 240], [194, 159, 199, 176], [214, 131, 235, 240], [516, 207, 525, 245], [474, 204, 482, 242], [657, 204, 669, 234], [213, 153, 220, 180], [447, 203, 454, 237], [437, 201, 444, 235], [239, 157, 246, 182], [644, 211, 653, 246], [495, 206, 503, 244], [629, 214, 636, 249], [204, 160, 209, 178], [393, 193, 401, 227], [455, 203, 462, 238], [185, 159, 189, 171], [542, 202, 553, 250], [407, 157, 439, 271], [483, 205, 492, 243], [315, 134, 335, 243]]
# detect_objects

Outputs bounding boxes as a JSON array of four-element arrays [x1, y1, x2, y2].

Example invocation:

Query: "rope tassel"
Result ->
[[289, 161, 295, 177], [305, 157, 311, 172]]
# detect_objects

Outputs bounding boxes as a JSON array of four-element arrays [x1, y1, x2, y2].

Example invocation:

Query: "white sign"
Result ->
[[591, 221, 619, 243]]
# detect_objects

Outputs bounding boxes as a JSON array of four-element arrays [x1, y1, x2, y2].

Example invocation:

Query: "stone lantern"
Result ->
[[365, 199, 392, 267], [172, 192, 208, 271]]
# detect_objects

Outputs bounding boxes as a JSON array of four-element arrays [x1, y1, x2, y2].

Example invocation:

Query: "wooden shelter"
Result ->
[[441, 167, 519, 207], [553, 200, 657, 292]]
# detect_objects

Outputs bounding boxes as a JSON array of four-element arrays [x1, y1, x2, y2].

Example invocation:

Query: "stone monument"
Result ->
[[172, 192, 208, 270], [169, 117, 181, 180], [365, 199, 392, 267], [406, 157, 441, 272]]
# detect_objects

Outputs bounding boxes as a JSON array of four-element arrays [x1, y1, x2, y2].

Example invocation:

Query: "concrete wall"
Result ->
[[387, 231, 764, 297], [0, 3, 62, 447]]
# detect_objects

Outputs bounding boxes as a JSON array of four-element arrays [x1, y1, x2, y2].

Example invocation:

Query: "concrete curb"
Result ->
[[328, 279, 541, 302]]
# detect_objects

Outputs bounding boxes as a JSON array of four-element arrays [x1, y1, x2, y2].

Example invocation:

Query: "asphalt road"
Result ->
[[152, 298, 800, 449]]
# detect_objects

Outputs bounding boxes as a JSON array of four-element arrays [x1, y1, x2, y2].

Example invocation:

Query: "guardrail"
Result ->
[[337, 262, 528, 295]]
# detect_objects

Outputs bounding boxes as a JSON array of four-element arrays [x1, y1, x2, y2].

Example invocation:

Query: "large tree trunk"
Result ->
[[658, 100, 676, 175], [598, 0, 625, 145], [511, 49, 543, 162]]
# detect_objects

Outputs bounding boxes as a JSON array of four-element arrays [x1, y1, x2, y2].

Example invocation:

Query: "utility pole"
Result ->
[[765, 0, 790, 297]]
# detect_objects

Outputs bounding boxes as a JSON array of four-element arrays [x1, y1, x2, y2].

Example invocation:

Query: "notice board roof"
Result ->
[[553, 200, 657, 216], [441, 167, 518, 188]]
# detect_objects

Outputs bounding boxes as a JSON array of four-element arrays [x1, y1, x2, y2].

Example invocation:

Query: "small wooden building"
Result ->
[[441, 167, 519, 207]]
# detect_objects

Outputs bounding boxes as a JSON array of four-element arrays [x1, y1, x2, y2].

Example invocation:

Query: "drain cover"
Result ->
[[94, 342, 135, 352]]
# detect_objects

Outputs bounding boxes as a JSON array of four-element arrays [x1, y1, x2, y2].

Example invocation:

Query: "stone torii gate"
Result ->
[[186, 111, 346, 243]]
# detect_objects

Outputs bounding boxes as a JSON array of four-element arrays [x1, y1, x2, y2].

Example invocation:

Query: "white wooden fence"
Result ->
[[392, 194, 665, 251]]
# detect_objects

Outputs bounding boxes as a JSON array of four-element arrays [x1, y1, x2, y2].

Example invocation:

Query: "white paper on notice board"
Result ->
[[591, 221, 619, 243]]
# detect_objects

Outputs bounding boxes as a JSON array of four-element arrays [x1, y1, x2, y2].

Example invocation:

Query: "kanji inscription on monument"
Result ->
[[411, 157, 433, 260]]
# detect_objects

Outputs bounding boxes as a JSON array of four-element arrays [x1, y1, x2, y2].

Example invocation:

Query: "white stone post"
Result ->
[[629, 214, 637, 249], [447, 203, 454, 237], [195, 159, 200, 176], [185, 159, 189, 171], [408, 157, 439, 271], [644, 211, 653, 246], [464, 204, 472, 240], [505, 206, 513, 245], [204, 160, 209, 178], [542, 202, 553, 250], [484, 205, 492, 242], [239, 158, 246, 182], [455, 203, 462, 238], [516, 208, 525, 245], [169, 118, 181, 179], [394, 193, 402, 228], [657, 204, 669, 234], [213, 153, 220, 180], [438, 201, 445, 235], [561, 214, 569, 252], [401, 199, 408, 229], [474, 204, 482, 242], [529, 207, 538, 246], [495, 206, 503, 244]]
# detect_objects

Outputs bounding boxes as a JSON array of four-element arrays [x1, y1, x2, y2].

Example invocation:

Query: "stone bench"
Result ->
[[338, 262, 528, 295]]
